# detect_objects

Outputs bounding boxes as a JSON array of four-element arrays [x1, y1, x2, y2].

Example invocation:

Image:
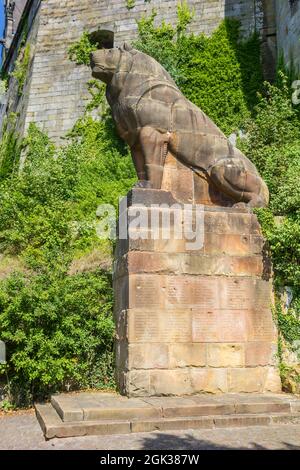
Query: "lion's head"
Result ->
[[90, 48, 122, 84], [90, 43, 136, 84]]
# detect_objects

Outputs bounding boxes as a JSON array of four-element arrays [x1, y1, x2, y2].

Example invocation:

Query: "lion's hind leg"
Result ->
[[208, 157, 269, 208]]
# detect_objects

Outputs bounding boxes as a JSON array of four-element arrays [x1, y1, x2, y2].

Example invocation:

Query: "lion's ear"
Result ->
[[120, 42, 138, 55], [123, 42, 132, 51]]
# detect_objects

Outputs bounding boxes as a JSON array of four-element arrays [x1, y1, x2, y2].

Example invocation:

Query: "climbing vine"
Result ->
[[126, 0, 135, 9], [12, 44, 31, 96], [68, 31, 100, 65], [125, 0, 152, 9]]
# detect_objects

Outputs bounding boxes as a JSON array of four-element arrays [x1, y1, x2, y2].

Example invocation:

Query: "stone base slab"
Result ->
[[36, 392, 300, 439], [119, 367, 281, 397]]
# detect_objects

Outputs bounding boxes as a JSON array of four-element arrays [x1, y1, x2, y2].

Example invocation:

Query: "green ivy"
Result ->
[[0, 113, 21, 180], [85, 80, 106, 112], [68, 32, 100, 66], [12, 44, 31, 96], [126, 0, 135, 9]]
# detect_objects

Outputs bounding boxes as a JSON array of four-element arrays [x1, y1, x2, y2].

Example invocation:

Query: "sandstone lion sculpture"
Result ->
[[91, 43, 269, 208]]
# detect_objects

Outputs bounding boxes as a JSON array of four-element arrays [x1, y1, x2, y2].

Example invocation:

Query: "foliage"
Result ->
[[276, 300, 300, 352], [0, 77, 8, 96], [176, 0, 195, 37], [134, 3, 263, 135], [126, 0, 135, 9], [239, 73, 300, 371], [0, 270, 115, 406], [85, 80, 107, 112], [68, 31, 100, 66], [0, 99, 136, 405], [280, 362, 300, 394], [12, 44, 31, 96], [0, 114, 21, 180], [0, 399, 15, 412]]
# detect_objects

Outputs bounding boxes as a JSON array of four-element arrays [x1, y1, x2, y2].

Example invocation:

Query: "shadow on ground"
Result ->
[[140, 432, 300, 450]]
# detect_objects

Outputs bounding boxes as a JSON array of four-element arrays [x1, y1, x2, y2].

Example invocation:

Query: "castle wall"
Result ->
[[0, 0, 41, 136], [260, 0, 277, 81], [276, 0, 300, 72], [1, 1, 265, 141]]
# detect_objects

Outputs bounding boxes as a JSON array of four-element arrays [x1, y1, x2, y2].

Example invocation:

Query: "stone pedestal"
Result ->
[[113, 189, 281, 397]]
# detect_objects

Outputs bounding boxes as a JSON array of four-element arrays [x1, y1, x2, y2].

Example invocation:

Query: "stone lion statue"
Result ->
[[90, 43, 269, 208]]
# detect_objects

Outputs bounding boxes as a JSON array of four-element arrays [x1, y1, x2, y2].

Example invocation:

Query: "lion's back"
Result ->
[[114, 50, 225, 139]]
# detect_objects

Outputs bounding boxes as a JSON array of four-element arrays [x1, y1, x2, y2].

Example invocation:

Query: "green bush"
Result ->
[[0, 270, 115, 406], [238, 73, 300, 365], [0, 105, 135, 406], [0, 114, 21, 180]]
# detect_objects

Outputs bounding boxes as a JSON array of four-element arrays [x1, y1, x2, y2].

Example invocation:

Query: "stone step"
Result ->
[[35, 393, 300, 439], [36, 403, 300, 440], [50, 393, 297, 423]]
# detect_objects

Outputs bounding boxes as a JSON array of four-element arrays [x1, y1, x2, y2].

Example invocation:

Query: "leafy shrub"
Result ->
[[0, 270, 114, 406], [239, 74, 300, 372], [0, 99, 135, 405], [0, 114, 21, 180]]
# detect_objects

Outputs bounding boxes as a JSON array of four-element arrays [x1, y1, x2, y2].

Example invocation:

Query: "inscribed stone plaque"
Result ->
[[253, 280, 272, 309], [129, 309, 192, 343], [166, 277, 218, 309], [247, 310, 276, 342], [192, 309, 247, 342], [204, 212, 229, 233], [131, 276, 164, 308], [221, 278, 251, 310]]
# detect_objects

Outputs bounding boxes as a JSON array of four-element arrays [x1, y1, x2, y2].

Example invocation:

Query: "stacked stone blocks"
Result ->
[[114, 188, 281, 397]]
